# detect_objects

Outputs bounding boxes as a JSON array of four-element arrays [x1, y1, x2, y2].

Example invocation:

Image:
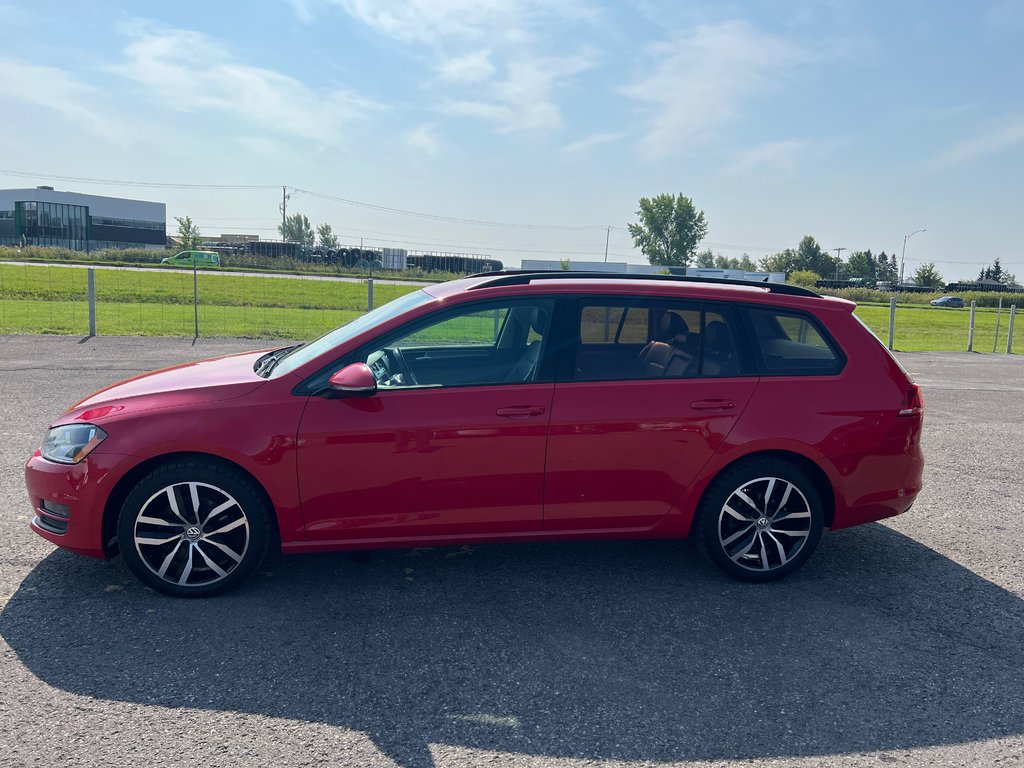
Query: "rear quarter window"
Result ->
[[745, 307, 845, 375]]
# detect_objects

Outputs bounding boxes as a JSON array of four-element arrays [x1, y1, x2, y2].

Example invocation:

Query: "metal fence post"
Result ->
[[887, 296, 897, 351], [193, 260, 199, 339], [967, 301, 976, 352], [1007, 306, 1017, 354], [87, 268, 96, 337], [367, 276, 374, 312], [993, 297, 1003, 353]]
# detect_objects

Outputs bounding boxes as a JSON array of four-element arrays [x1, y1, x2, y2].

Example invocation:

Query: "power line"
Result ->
[[0, 169, 278, 190], [291, 187, 609, 231], [0, 169, 614, 231]]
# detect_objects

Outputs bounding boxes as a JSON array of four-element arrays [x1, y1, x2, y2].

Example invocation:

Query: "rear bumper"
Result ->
[[831, 447, 924, 530], [24, 450, 129, 559]]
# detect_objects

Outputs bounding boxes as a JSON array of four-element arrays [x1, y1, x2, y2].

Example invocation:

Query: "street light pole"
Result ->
[[899, 229, 926, 294], [832, 247, 846, 280]]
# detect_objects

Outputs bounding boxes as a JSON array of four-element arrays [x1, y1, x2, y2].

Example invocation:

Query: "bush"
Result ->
[[815, 286, 1023, 309], [789, 270, 821, 288]]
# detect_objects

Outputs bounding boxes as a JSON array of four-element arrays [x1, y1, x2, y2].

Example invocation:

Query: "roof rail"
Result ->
[[464, 269, 820, 297]]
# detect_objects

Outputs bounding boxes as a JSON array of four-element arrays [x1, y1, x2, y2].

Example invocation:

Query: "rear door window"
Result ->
[[745, 308, 844, 374], [569, 298, 747, 380]]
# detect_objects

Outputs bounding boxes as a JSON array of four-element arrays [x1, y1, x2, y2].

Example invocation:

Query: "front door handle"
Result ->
[[496, 405, 547, 419], [690, 399, 736, 412]]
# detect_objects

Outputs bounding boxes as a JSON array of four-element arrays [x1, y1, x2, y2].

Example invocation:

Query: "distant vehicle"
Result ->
[[930, 296, 965, 308], [161, 250, 221, 268]]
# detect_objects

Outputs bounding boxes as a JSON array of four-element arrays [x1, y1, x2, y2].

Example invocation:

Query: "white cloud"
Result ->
[[337, 0, 597, 136], [113, 22, 377, 146], [334, 0, 596, 46], [621, 21, 803, 159], [726, 140, 805, 175], [405, 123, 440, 156], [288, 0, 316, 23], [562, 131, 626, 154], [438, 50, 495, 84], [0, 57, 122, 141], [442, 53, 593, 134], [933, 116, 1024, 167]]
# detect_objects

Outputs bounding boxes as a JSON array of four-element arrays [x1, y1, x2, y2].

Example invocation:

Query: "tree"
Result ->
[[174, 215, 203, 251], [279, 213, 315, 247], [736, 253, 758, 271], [793, 236, 836, 276], [694, 248, 715, 268], [846, 250, 877, 282], [317, 223, 339, 250], [978, 257, 1016, 284], [760, 248, 798, 274], [876, 251, 897, 284], [627, 193, 708, 267], [789, 270, 821, 288], [913, 262, 944, 289]]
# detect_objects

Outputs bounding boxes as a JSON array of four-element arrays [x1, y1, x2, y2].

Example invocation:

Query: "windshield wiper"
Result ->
[[254, 345, 301, 377]]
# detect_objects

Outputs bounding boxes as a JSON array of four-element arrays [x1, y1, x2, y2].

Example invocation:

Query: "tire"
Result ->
[[117, 458, 272, 597], [695, 458, 824, 582]]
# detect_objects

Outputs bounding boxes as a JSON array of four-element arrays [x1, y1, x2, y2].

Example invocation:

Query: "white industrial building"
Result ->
[[0, 186, 166, 251]]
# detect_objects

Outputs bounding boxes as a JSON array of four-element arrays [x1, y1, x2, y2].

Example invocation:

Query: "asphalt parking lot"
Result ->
[[1, 335, 1022, 768]]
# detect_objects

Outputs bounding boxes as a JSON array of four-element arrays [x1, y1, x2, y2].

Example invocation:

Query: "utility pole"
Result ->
[[832, 247, 846, 280], [279, 186, 290, 239], [603, 226, 611, 263]]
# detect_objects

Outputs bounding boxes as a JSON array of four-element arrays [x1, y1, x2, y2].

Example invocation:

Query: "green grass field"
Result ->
[[0, 264, 420, 338], [1, 263, 1021, 352], [855, 302, 1023, 353]]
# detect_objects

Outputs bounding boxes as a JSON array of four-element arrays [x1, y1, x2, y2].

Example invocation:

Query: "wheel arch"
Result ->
[[101, 451, 281, 558], [690, 449, 836, 533]]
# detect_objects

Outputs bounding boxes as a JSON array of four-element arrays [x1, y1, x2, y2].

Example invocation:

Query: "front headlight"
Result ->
[[41, 424, 107, 464]]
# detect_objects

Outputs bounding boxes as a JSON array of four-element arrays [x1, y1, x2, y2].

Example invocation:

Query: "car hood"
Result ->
[[60, 350, 271, 423]]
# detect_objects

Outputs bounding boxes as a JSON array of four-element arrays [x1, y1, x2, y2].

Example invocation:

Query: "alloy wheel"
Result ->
[[133, 482, 250, 588], [717, 476, 812, 573]]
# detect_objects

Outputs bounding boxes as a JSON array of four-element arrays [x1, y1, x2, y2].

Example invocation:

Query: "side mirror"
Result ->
[[327, 363, 378, 397]]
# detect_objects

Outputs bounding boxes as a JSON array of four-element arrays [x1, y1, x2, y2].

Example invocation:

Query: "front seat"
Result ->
[[504, 307, 549, 382]]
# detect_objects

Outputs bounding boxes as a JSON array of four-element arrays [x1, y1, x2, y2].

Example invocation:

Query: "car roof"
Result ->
[[424, 271, 854, 312]]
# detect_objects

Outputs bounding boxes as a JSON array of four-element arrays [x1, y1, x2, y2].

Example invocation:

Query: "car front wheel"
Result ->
[[695, 458, 824, 582], [117, 459, 272, 597]]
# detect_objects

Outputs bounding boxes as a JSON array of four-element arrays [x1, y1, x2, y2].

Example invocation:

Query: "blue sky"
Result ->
[[2, 0, 1022, 280]]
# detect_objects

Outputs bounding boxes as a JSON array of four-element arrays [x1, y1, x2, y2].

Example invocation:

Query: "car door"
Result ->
[[295, 297, 559, 543], [543, 297, 759, 531]]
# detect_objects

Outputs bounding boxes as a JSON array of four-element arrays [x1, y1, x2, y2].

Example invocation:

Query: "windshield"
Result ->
[[269, 289, 434, 378]]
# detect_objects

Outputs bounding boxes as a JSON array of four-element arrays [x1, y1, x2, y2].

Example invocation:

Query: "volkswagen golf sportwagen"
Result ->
[[25, 271, 924, 596]]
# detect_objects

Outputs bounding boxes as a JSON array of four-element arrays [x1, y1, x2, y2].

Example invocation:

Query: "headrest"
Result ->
[[658, 312, 688, 342], [705, 320, 728, 342], [531, 307, 549, 335]]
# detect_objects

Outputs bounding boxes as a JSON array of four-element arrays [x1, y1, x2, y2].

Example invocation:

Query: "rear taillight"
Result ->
[[898, 384, 924, 417]]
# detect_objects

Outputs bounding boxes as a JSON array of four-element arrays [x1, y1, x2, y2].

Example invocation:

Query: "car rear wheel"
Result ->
[[117, 459, 271, 597], [695, 458, 824, 582]]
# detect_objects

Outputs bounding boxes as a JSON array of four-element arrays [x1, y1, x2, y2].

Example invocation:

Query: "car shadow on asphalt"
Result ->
[[2, 524, 1021, 768]]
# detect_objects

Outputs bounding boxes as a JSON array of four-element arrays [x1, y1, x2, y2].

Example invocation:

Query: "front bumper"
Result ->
[[24, 450, 131, 559]]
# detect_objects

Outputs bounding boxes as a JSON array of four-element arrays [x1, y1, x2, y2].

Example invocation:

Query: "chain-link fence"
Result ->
[[0, 262, 1021, 352], [0, 263, 424, 339]]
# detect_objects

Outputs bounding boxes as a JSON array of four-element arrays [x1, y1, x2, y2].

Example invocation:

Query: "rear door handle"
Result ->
[[496, 405, 547, 419], [690, 399, 736, 412]]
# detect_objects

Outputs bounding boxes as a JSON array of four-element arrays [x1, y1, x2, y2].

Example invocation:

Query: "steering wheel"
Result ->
[[386, 347, 418, 386]]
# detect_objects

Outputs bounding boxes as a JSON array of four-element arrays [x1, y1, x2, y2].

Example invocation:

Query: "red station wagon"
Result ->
[[25, 272, 925, 596]]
